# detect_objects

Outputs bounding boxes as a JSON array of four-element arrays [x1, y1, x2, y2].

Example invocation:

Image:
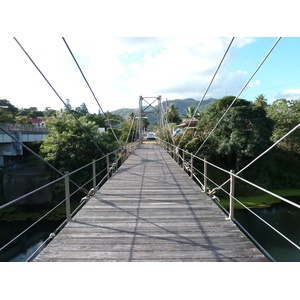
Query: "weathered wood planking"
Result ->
[[34, 143, 268, 262]]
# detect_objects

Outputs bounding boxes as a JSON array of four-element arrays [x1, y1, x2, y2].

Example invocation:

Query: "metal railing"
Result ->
[[0, 123, 49, 132], [158, 138, 300, 261], [0, 141, 139, 262]]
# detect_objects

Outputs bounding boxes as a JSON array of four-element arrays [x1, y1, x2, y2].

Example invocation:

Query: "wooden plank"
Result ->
[[34, 143, 268, 262]]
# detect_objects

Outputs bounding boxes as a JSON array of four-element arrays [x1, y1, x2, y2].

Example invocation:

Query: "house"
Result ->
[[29, 118, 48, 128], [173, 119, 199, 136], [177, 119, 199, 128]]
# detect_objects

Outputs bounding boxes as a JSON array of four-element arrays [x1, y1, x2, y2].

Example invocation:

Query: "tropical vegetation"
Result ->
[[159, 95, 300, 198]]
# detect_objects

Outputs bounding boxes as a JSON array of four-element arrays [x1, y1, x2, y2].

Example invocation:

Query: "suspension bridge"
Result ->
[[33, 143, 267, 262], [1, 37, 300, 262]]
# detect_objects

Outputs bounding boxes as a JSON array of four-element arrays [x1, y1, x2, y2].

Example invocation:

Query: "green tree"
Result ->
[[126, 112, 136, 122], [18, 107, 44, 118], [15, 115, 32, 124], [181, 105, 202, 119], [40, 112, 119, 177], [75, 102, 89, 116], [267, 98, 300, 154], [43, 107, 58, 118], [253, 94, 267, 108], [0, 99, 19, 115], [197, 96, 250, 132], [0, 99, 19, 122], [165, 103, 181, 123], [84, 113, 106, 128], [119, 118, 138, 143], [197, 96, 274, 171], [104, 111, 124, 126]]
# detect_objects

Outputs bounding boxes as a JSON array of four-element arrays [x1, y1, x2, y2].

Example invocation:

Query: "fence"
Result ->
[[158, 138, 300, 261], [0, 123, 49, 132], [0, 142, 139, 262]]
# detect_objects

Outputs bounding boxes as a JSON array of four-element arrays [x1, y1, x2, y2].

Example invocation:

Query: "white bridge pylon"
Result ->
[[138, 95, 163, 138]]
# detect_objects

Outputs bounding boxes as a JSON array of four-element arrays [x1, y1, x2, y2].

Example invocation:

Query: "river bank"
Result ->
[[220, 189, 300, 209]]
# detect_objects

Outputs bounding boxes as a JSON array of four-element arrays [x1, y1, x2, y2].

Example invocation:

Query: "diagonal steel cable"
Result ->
[[194, 37, 281, 157], [218, 120, 300, 189], [177, 37, 235, 146], [62, 37, 121, 145], [13, 37, 105, 157], [0, 125, 86, 192]]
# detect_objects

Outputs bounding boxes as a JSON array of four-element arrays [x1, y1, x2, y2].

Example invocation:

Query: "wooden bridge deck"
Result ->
[[34, 143, 268, 262]]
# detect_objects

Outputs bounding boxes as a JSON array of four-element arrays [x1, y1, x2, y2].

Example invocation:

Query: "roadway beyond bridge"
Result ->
[[34, 143, 268, 262]]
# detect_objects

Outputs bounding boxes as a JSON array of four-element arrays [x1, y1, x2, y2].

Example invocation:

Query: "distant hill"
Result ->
[[111, 98, 217, 125], [162, 98, 217, 116], [111, 107, 138, 119]]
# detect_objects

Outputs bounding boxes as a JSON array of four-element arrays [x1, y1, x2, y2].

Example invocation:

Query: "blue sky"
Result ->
[[0, 36, 299, 113], [230, 37, 300, 102]]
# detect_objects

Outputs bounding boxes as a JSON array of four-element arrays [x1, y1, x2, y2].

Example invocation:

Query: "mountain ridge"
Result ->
[[111, 98, 217, 121]]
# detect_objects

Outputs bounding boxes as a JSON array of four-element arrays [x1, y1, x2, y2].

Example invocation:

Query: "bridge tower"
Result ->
[[138, 95, 163, 140]]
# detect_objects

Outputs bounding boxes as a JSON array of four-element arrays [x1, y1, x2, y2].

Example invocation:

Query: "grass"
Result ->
[[220, 189, 300, 209]]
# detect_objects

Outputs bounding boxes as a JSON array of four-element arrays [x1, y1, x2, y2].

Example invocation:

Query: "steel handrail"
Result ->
[[158, 138, 300, 257], [0, 143, 139, 261]]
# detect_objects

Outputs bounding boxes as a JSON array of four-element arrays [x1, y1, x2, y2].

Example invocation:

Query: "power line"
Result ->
[[62, 37, 121, 145], [194, 37, 282, 157], [13, 37, 105, 156]]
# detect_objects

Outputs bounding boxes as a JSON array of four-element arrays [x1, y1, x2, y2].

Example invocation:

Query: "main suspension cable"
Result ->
[[194, 37, 281, 157], [62, 37, 121, 145], [13, 37, 105, 157]]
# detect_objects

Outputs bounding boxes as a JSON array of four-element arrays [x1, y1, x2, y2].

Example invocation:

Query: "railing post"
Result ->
[[190, 153, 193, 178], [107, 154, 110, 179], [182, 150, 185, 170], [65, 171, 71, 223], [92, 159, 96, 190], [204, 158, 207, 193], [226, 170, 235, 221]]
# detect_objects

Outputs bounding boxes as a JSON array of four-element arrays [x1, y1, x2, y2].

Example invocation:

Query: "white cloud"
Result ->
[[234, 37, 257, 48], [0, 37, 261, 112], [273, 88, 300, 100], [127, 37, 235, 99], [248, 80, 261, 88]]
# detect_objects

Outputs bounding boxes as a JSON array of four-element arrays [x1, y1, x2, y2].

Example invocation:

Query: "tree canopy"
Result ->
[[40, 112, 119, 174], [253, 94, 268, 108], [181, 105, 202, 119], [267, 98, 300, 154], [165, 103, 181, 123], [194, 96, 274, 170]]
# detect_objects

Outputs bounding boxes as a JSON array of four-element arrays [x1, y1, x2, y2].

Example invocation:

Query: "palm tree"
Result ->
[[165, 103, 181, 123], [182, 105, 202, 119], [126, 111, 136, 122], [253, 94, 267, 108]]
